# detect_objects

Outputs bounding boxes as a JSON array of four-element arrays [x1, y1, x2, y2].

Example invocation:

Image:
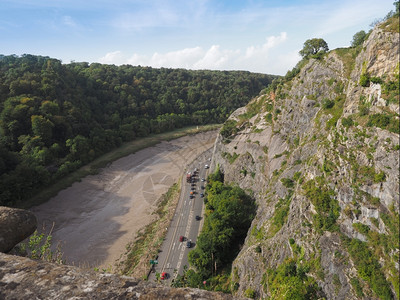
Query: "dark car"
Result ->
[[186, 240, 192, 248], [200, 193, 204, 197], [195, 215, 201, 221]]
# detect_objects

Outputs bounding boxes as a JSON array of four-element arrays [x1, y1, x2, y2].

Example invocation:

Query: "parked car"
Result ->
[[200, 193, 204, 197], [186, 240, 192, 248], [201, 178, 205, 182]]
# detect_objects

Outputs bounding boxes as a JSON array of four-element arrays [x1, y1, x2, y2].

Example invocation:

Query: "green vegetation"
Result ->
[[299, 38, 329, 59], [353, 164, 387, 185], [0, 54, 275, 206], [175, 168, 256, 291], [220, 119, 238, 140], [302, 178, 340, 233], [280, 177, 294, 189], [351, 30, 367, 47], [341, 116, 354, 128], [221, 151, 240, 164], [266, 258, 321, 299], [352, 223, 370, 235], [342, 236, 393, 299], [367, 113, 399, 134], [324, 96, 345, 130], [350, 277, 364, 298], [268, 192, 293, 237], [16, 229, 64, 264]]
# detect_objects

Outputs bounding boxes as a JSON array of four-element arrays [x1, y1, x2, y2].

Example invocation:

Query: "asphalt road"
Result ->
[[148, 148, 212, 284]]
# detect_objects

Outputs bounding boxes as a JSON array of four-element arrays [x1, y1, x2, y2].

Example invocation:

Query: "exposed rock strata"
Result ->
[[0, 252, 239, 300], [211, 21, 399, 299]]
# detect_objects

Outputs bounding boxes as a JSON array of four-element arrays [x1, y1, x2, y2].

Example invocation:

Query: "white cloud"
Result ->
[[62, 15, 77, 28], [98, 32, 297, 74], [99, 51, 125, 65], [193, 46, 239, 69], [245, 32, 287, 59]]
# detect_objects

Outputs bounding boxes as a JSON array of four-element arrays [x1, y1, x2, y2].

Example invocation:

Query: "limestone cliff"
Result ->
[[0, 252, 240, 299], [211, 18, 399, 299]]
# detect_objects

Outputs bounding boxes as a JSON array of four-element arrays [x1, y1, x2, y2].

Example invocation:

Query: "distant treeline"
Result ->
[[0, 54, 276, 206]]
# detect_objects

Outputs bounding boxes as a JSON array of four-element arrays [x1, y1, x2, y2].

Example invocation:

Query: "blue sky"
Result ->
[[0, 0, 395, 75]]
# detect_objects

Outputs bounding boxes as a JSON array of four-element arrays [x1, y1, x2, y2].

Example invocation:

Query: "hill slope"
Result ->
[[211, 17, 399, 299], [0, 57, 275, 206]]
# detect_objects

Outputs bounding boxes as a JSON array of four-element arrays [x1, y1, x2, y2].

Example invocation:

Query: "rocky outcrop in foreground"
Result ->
[[0, 207, 239, 299], [0, 206, 37, 253], [0, 252, 238, 299]]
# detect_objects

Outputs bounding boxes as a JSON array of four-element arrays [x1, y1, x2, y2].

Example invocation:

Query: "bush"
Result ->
[[351, 30, 367, 47], [303, 179, 340, 232], [281, 177, 295, 188], [373, 171, 386, 183], [352, 223, 370, 235], [244, 288, 256, 299], [341, 116, 354, 128], [344, 238, 393, 299], [370, 76, 383, 84], [359, 73, 370, 87], [220, 119, 238, 139], [267, 258, 321, 299], [322, 98, 335, 109]]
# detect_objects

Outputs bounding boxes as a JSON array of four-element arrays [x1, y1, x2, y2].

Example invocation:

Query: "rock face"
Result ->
[[0, 206, 37, 253], [211, 19, 399, 299], [0, 252, 239, 299]]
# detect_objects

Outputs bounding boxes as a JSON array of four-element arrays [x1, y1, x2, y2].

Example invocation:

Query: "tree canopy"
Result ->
[[299, 38, 329, 58], [351, 30, 367, 47], [0, 54, 276, 206]]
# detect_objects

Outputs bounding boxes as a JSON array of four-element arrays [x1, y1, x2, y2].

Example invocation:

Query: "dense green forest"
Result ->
[[0, 54, 275, 206]]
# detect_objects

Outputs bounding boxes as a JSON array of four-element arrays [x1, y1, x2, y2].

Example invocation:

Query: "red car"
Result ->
[[161, 272, 168, 280], [179, 235, 184, 242]]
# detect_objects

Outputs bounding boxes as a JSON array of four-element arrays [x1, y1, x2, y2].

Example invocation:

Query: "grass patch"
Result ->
[[268, 192, 293, 237], [222, 151, 240, 164], [334, 47, 361, 78]]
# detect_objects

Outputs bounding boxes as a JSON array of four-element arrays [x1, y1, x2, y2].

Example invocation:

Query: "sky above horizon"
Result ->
[[0, 0, 395, 75]]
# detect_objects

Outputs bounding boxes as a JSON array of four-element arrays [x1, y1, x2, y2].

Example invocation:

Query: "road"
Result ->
[[148, 148, 212, 284]]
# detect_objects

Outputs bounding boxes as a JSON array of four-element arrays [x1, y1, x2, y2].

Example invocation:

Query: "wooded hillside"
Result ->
[[0, 54, 276, 206]]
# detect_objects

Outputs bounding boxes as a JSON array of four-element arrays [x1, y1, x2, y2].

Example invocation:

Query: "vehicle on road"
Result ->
[[186, 172, 192, 183], [160, 272, 168, 280], [204, 164, 209, 169], [179, 235, 184, 242], [201, 178, 205, 182], [186, 240, 192, 248], [200, 193, 204, 197], [195, 215, 201, 221]]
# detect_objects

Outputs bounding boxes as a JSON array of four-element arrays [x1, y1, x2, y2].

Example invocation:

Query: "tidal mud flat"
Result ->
[[31, 131, 217, 270]]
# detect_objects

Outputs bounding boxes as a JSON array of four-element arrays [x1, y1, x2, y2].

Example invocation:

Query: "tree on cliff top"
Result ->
[[299, 38, 329, 58]]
